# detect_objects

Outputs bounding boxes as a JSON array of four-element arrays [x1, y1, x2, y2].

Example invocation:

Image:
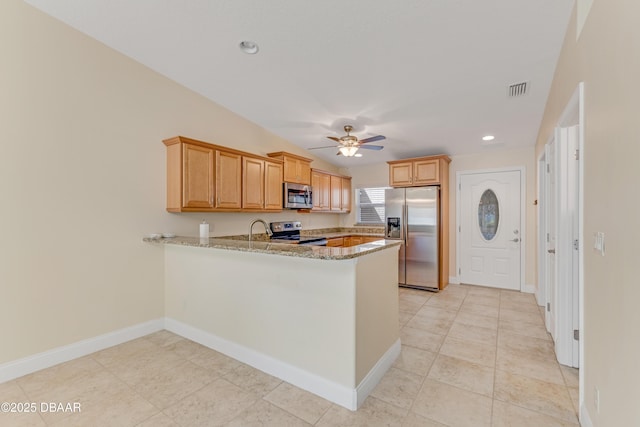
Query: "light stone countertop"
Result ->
[[143, 235, 399, 260]]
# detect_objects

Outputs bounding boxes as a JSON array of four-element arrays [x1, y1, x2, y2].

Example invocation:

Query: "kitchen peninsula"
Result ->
[[145, 235, 401, 410]]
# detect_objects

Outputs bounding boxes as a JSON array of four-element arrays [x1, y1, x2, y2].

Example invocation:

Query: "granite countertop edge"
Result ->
[[143, 235, 400, 260]]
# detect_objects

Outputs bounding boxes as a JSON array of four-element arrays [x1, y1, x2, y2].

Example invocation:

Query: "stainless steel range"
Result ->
[[270, 221, 327, 246]]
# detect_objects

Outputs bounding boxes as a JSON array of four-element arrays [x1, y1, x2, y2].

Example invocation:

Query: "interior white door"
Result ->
[[569, 125, 580, 367], [459, 170, 522, 290], [556, 125, 580, 367], [546, 137, 557, 340]]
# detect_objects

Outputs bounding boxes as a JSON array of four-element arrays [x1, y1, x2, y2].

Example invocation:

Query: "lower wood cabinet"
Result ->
[[328, 235, 382, 247], [326, 237, 344, 247]]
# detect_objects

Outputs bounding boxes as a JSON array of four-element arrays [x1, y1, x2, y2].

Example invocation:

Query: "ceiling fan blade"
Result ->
[[358, 135, 386, 144], [358, 145, 384, 150], [327, 136, 341, 142], [336, 151, 342, 156], [308, 145, 339, 150]]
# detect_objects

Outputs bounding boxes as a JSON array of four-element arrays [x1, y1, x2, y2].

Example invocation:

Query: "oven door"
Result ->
[[284, 183, 313, 209]]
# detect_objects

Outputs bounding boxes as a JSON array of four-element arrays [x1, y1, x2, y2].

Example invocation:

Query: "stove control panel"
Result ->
[[270, 221, 302, 233]]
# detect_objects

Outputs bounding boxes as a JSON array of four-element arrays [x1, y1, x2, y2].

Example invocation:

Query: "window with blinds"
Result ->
[[356, 187, 388, 225]]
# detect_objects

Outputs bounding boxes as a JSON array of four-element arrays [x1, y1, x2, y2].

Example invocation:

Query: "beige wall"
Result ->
[[346, 147, 537, 287], [0, 0, 340, 365], [535, 1, 640, 425]]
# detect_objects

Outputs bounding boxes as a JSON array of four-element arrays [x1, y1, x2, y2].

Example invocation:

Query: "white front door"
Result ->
[[459, 170, 522, 290]]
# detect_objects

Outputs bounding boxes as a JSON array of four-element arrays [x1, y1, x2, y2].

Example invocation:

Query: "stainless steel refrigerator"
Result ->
[[385, 187, 440, 291]]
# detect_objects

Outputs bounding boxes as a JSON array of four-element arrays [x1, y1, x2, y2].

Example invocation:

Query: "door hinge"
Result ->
[[574, 329, 579, 340], [573, 239, 579, 250], [458, 268, 461, 275], [574, 149, 580, 160], [459, 183, 461, 190], [546, 163, 550, 173], [547, 302, 551, 312], [459, 225, 461, 232], [546, 233, 550, 243]]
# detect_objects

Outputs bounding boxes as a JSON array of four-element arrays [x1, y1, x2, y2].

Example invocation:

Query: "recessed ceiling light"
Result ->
[[239, 41, 259, 54], [354, 153, 363, 157], [482, 135, 495, 141]]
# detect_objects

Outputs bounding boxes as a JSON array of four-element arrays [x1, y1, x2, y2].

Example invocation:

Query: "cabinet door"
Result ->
[[413, 159, 440, 185], [327, 237, 343, 247], [283, 157, 299, 183], [242, 157, 264, 209], [215, 150, 242, 209], [182, 143, 214, 208], [330, 175, 342, 211], [341, 177, 351, 212], [311, 170, 324, 211], [320, 173, 331, 209], [283, 157, 311, 185], [389, 162, 414, 187], [264, 161, 283, 210], [312, 170, 330, 210], [298, 160, 311, 185], [363, 236, 383, 243]]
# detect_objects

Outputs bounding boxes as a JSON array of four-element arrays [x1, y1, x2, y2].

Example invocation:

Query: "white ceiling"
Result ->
[[25, 0, 574, 167]]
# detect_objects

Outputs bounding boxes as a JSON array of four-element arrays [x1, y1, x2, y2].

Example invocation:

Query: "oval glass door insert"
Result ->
[[478, 189, 499, 240]]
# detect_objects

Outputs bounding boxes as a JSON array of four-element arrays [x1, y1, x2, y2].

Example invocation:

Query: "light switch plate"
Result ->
[[594, 232, 605, 256]]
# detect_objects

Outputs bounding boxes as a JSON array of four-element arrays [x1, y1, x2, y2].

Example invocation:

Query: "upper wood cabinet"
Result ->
[[341, 177, 352, 212], [163, 136, 282, 212], [311, 169, 351, 213], [180, 143, 214, 209], [311, 169, 330, 211], [216, 150, 242, 209], [388, 155, 451, 187], [330, 175, 342, 212], [267, 152, 312, 185], [264, 161, 283, 210], [242, 157, 264, 210]]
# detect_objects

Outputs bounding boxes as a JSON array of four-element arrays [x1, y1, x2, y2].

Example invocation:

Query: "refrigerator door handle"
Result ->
[[404, 204, 409, 247]]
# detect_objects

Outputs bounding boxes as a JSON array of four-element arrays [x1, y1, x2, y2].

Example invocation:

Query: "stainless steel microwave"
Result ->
[[284, 182, 313, 209]]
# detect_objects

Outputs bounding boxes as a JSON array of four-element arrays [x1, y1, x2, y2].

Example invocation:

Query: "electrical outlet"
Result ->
[[594, 387, 600, 413]]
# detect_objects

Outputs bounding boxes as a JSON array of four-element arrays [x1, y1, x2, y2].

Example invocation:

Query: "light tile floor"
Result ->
[[0, 284, 580, 426]]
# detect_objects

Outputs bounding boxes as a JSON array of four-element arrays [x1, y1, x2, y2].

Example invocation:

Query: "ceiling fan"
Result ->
[[309, 125, 386, 157]]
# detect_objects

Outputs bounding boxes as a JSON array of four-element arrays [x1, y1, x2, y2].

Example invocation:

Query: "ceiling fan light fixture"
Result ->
[[339, 146, 359, 157], [482, 135, 495, 141], [239, 41, 259, 54]]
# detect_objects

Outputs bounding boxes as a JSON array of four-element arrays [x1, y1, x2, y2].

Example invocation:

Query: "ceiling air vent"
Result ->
[[508, 81, 529, 97]]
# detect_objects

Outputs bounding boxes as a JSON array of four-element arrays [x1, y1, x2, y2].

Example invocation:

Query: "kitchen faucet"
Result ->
[[249, 219, 272, 242]]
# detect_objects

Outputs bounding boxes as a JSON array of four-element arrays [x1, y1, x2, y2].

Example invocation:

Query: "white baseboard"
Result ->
[[2, 317, 397, 411], [522, 283, 536, 294], [354, 338, 401, 408], [165, 318, 398, 411], [580, 403, 594, 427], [0, 319, 164, 383], [449, 276, 460, 285]]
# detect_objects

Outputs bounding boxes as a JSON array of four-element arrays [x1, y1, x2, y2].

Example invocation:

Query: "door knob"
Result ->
[[548, 249, 556, 254], [510, 238, 520, 242]]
